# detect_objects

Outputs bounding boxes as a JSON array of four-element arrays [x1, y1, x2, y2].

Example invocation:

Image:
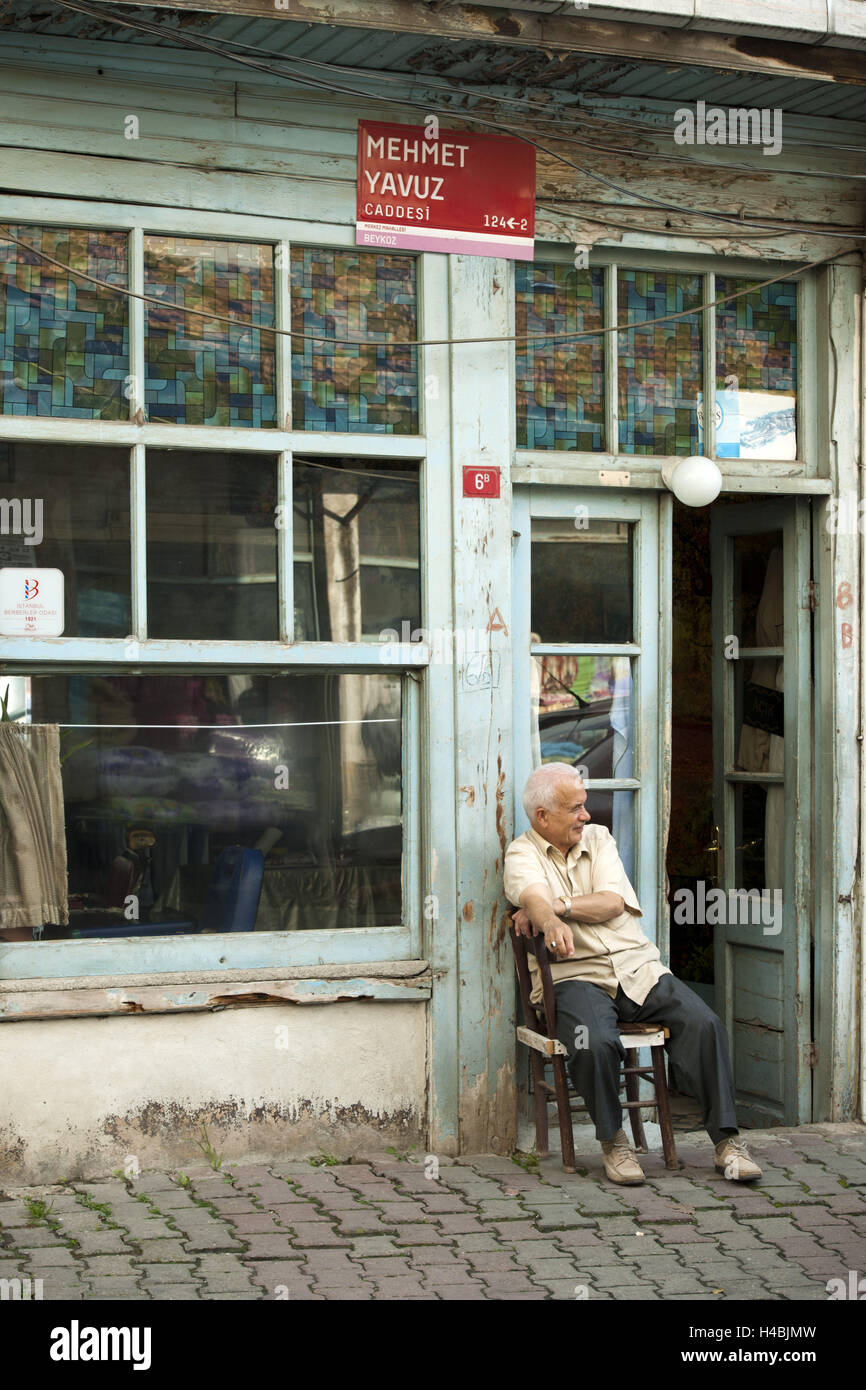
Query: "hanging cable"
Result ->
[[0, 224, 854, 350], [44, 0, 866, 243]]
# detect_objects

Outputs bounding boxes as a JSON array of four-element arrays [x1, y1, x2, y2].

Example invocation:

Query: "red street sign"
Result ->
[[463, 466, 501, 498], [357, 121, 535, 260]]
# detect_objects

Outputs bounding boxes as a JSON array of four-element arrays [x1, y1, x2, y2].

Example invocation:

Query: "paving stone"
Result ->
[[21, 1247, 78, 1267], [4, 1226, 70, 1248], [488, 1221, 555, 1241], [134, 1238, 197, 1262], [0, 1203, 48, 1228], [67, 1231, 131, 1257], [144, 1284, 202, 1300], [476, 1200, 530, 1220], [536, 1207, 603, 1231], [418, 1266, 478, 1287], [335, 1216, 395, 1236], [390, 1224, 454, 1245], [225, 1213, 284, 1235], [82, 1254, 142, 1275], [451, 1234, 506, 1252], [288, 1225, 352, 1248], [356, 1257, 415, 1278], [404, 1245, 468, 1266], [242, 1233, 304, 1258], [137, 1262, 200, 1284], [343, 1236, 400, 1257], [195, 1252, 252, 1273], [199, 1274, 260, 1293], [83, 1277, 144, 1298], [364, 1275, 429, 1296]]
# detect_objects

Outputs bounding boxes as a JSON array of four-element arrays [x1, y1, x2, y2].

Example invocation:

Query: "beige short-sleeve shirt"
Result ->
[[504, 824, 670, 1007]]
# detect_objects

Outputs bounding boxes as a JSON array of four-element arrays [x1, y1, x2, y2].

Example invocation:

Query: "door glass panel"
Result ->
[[530, 519, 633, 643], [735, 658, 784, 769], [733, 782, 784, 898], [732, 532, 783, 649], [146, 450, 278, 641], [533, 655, 633, 781], [583, 787, 635, 884]]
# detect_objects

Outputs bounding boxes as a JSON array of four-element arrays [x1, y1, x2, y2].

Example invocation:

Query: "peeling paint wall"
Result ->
[[0, 1003, 427, 1185]]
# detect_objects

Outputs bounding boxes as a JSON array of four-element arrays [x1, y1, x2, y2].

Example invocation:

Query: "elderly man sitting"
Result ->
[[504, 762, 761, 1186]]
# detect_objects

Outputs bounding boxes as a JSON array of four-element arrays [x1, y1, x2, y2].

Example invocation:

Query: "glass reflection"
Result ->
[[293, 458, 420, 641], [0, 442, 130, 636], [5, 672, 403, 940], [530, 520, 633, 644]]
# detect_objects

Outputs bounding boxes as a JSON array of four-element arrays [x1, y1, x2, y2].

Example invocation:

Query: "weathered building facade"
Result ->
[[0, 0, 863, 1181]]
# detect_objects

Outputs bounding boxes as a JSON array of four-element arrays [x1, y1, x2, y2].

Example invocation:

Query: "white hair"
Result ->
[[522, 762, 584, 822]]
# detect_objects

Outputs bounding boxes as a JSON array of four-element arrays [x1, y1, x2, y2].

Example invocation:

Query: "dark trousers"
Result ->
[[552, 973, 739, 1144]]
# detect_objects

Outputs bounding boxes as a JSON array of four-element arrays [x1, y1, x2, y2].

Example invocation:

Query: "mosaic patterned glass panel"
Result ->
[[618, 270, 703, 455], [515, 263, 605, 451], [715, 277, 797, 459], [144, 237, 276, 427], [291, 249, 417, 433], [0, 225, 128, 419]]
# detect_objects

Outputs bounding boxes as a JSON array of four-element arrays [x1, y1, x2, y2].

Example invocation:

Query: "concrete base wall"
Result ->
[[0, 1002, 427, 1184]]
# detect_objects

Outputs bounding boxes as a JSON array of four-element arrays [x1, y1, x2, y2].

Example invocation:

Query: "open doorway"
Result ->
[[668, 494, 814, 1127]]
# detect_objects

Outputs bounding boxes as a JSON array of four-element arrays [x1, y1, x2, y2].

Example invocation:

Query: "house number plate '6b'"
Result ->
[[463, 466, 500, 498]]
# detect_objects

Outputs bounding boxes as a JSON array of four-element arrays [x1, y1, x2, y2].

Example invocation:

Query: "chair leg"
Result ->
[[552, 1057, 576, 1173], [529, 1053, 549, 1158], [651, 1045, 679, 1170], [624, 1048, 648, 1153]]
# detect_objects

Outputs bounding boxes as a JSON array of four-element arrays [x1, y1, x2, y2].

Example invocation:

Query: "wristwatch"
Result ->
[[555, 894, 569, 917]]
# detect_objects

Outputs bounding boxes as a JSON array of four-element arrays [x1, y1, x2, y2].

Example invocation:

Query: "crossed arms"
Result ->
[[511, 884, 625, 959]]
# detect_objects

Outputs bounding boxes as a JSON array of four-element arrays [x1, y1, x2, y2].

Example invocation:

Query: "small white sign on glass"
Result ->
[[0, 567, 65, 636]]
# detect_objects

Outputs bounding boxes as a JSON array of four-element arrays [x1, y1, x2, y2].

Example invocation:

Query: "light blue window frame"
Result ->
[[0, 196, 441, 980], [515, 247, 818, 480]]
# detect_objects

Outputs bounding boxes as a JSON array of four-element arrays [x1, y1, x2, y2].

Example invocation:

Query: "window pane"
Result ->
[[293, 458, 420, 641], [0, 225, 128, 419], [732, 532, 783, 650], [0, 442, 130, 635], [530, 519, 633, 643], [144, 237, 276, 426], [715, 277, 796, 459], [146, 450, 278, 641], [533, 655, 634, 783], [618, 270, 702, 455], [7, 672, 403, 940], [735, 658, 784, 773], [515, 263, 605, 450], [291, 248, 418, 433], [733, 782, 783, 895]]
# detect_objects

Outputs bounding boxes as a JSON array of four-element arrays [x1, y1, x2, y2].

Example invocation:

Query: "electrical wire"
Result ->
[[45, 0, 866, 243], [0, 223, 854, 349], [47, 0, 866, 160]]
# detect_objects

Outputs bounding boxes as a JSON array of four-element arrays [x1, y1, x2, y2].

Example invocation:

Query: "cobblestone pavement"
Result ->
[[2, 1122, 865, 1302]]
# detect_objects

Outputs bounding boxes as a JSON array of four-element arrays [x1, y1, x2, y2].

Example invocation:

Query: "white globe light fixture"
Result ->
[[660, 455, 723, 507]]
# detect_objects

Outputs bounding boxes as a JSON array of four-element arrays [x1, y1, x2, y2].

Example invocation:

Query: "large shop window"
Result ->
[[3, 672, 402, 941], [515, 260, 798, 459], [0, 220, 424, 971]]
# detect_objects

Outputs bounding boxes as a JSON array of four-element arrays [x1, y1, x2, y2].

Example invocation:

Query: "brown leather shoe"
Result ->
[[715, 1137, 762, 1181], [600, 1128, 646, 1185]]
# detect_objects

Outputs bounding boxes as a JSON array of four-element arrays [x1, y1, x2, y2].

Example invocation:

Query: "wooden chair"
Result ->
[[510, 922, 679, 1174]]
